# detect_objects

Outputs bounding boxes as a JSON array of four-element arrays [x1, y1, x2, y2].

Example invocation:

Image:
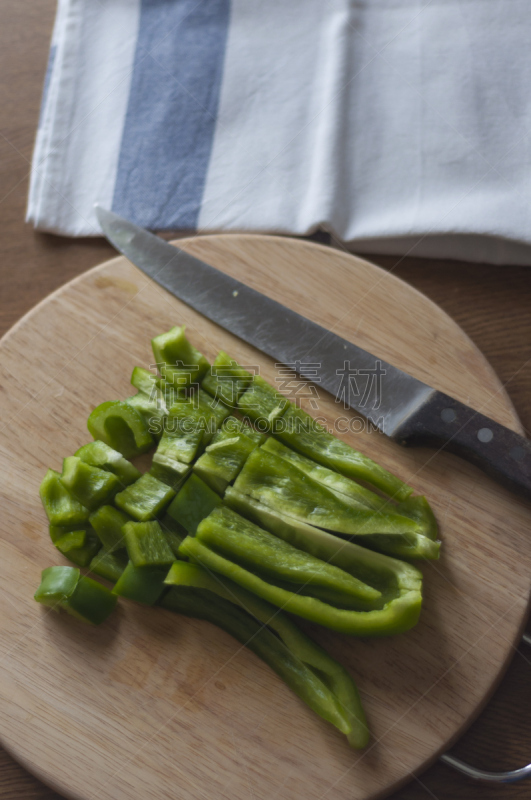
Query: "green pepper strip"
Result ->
[[167, 474, 222, 534], [179, 529, 422, 637], [193, 423, 262, 495], [87, 400, 153, 458], [274, 404, 413, 501], [163, 562, 369, 748], [152, 325, 210, 388], [192, 505, 381, 610], [237, 375, 290, 430], [234, 448, 421, 536], [201, 351, 252, 409]]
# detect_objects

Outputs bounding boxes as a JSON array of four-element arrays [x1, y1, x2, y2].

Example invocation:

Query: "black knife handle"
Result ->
[[393, 391, 531, 502]]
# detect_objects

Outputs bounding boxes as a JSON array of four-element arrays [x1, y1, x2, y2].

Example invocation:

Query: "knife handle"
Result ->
[[394, 391, 531, 502]]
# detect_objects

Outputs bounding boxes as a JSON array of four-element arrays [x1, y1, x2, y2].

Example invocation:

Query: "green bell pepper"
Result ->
[[75, 441, 141, 486], [40, 469, 90, 528], [350, 532, 440, 561], [87, 400, 153, 458], [234, 448, 422, 536], [154, 394, 223, 467], [113, 561, 167, 605], [50, 525, 101, 567], [237, 375, 290, 430], [152, 325, 210, 388], [115, 473, 175, 521], [89, 505, 131, 552], [192, 421, 262, 494], [60, 456, 120, 510], [221, 415, 266, 444], [35, 567, 117, 624], [89, 549, 128, 583], [158, 513, 187, 558], [189, 506, 381, 610], [395, 495, 439, 540], [167, 473, 222, 534], [163, 562, 369, 748], [122, 520, 175, 567], [201, 351, 252, 408], [274, 404, 413, 501], [148, 460, 190, 492]]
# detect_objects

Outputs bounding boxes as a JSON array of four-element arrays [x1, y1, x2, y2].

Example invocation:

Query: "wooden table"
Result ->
[[1, 2, 531, 798]]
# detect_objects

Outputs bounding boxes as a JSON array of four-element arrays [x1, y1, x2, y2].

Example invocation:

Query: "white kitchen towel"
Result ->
[[27, 0, 531, 265]]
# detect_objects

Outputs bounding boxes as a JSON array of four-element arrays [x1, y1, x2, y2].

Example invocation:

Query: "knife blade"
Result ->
[[95, 205, 531, 502]]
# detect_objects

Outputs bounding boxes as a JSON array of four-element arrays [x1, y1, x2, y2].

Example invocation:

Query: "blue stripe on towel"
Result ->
[[112, 0, 230, 230]]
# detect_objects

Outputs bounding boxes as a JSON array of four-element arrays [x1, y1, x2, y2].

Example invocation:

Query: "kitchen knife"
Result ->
[[95, 206, 531, 502]]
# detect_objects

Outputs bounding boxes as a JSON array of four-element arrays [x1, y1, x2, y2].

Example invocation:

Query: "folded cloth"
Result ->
[[28, 0, 531, 265]]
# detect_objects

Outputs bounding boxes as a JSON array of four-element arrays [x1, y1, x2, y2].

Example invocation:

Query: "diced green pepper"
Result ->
[[34, 566, 80, 608], [154, 399, 217, 466], [60, 456, 119, 510], [237, 375, 289, 430], [193, 506, 381, 610], [274, 404, 413, 501], [115, 473, 175, 521], [122, 520, 175, 567], [193, 423, 261, 494], [130, 366, 159, 396], [34, 567, 117, 624], [148, 460, 190, 492], [40, 469, 90, 528], [163, 562, 369, 748], [159, 513, 187, 558], [234, 448, 421, 536], [221, 415, 266, 445], [201, 351, 252, 408], [89, 505, 131, 552], [167, 474, 222, 534], [89, 549, 128, 583], [113, 561, 167, 605], [152, 325, 210, 387], [52, 527, 101, 568], [75, 441, 141, 486], [87, 400, 153, 458]]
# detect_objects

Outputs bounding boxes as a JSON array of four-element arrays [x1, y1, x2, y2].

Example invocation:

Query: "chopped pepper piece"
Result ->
[[192, 506, 381, 610], [152, 325, 210, 388], [122, 520, 175, 567], [237, 375, 290, 430], [113, 561, 167, 605], [115, 473, 175, 521], [234, 449, 421, 536], [87, 400, 153, 459], [75, 441, 141, 486], [40, 469, 90, 528], [154, 398, 219, 466], [60, 456, 120, 510], [89, 549, 127, 583], [159, 513, 187, 558], [50, 526, 101, 567], [34, 567, 117, 624], [275, 404, 413, 501], [148, 460, 190, 492], [163, 562, 369, 748], [221, 415, 266, 444], [201, 351, 252, 408], [193, 421, 262, 494], [89, 505, 131, 552], [167, 474, 222, 534]]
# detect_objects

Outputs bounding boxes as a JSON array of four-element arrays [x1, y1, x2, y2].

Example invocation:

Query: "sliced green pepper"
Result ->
[[40, 469, 90, 528], [193, 422, 262, 494], [201, 351, 252, 408], [152, 325, 210, 388], [192, 506, 381, 610], [154, 398, 218, 466], [122, 520, 175, 567], [87, 400, 153, 458], [89, 549, 127, 583], [34, 567, 117, 624], [50, 526, 101, 567], [113, 561, 167, 605], [351, 532, 440, 561], [396, 495, 439, 540], [221, 415, 266, 445], [60, 456, 120, 510], [89, 505, 131, 552], [75, 441, 141, 486], [237, 375, 290, 430], [167, 474, 222, 534], [163, 563, 369, 747], [234, 448, 421, 536], [148, 460, 190, 492], [159, 513, 187, 558], [274, 404, 413, 501], [115, 473, 175, 521], [224, 487, 423, 607]]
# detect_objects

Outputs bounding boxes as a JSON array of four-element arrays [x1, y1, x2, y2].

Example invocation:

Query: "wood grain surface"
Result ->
[[1, 2, 531, 799]]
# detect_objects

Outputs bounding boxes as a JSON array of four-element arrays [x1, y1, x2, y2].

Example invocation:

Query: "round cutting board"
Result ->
[[0, 235, 530, 800]]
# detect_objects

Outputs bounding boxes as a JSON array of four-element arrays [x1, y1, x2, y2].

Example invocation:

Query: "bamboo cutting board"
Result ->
[[0, 234, 530, 800]]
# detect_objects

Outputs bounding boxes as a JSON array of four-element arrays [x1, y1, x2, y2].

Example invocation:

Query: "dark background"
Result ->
[[1, 2, 531, 798]]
